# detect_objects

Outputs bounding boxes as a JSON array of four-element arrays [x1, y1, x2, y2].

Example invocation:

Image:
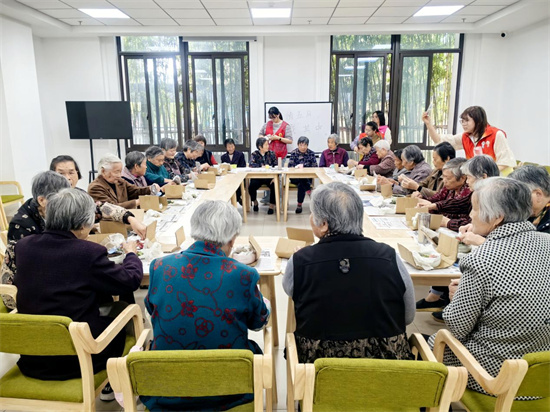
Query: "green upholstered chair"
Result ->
[[433, 329, 549, 412], [0, 285, 147, 412], [286, 332, 467, 412], [107, 327, 274, 412], [0, 181, 24, 207]]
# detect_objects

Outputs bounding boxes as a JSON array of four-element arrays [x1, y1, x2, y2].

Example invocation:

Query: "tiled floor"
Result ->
[[3, 195, 466, 411]]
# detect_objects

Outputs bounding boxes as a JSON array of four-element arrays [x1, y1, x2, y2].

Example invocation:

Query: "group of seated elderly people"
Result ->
[[2, 134, 550, 410]]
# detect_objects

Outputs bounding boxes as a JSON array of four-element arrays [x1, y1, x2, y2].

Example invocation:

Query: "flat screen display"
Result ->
[[66, 101, 133, 140]]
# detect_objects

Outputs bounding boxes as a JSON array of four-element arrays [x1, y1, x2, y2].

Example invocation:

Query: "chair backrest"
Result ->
[[516, 351, 550, 398], [126, 349, 255, 397], [0, 313, 76, 356], [312, 358, 449, 411]]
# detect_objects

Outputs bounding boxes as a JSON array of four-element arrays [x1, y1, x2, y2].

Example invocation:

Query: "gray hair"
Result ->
[[125, 151, 145, 170], [297, 136, 309, 146], [474, 177, 532, 224], [145, 146, 163, 160], [45, 188, 96, 231], [160, 138, 178, 151], [442, 157, 467, 179], [183, 139, 204, 153], [460, 155, 499, 179], [311, 182, 363, 236], [327, 134, 339, 145], [98, 154, 122, 173], [509, 165, 550, 197], [31, 171, 71, 201], [402, 145, 424, 164], [374, 140, 390, 151], [190, 200, 241, 246]]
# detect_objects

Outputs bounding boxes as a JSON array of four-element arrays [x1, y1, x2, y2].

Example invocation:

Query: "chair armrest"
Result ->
[[0, 181, 24, 195], [135, 328, 151, 350], [433, 329, 528, 396], [70, 304, 144, 354], [0, 284, 17, 302], [409, 333, 438, 362], [286, 332, 308, 400], [262, 326, 273, 389]]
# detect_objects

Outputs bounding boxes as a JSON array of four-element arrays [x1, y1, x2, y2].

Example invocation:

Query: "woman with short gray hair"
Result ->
[[88, 153, 152, 209], [510, 165, 550, 234], [1, 171, 70, 309], [144, 200, 270, 411], [144, 145, 174, 186], [160, 138, 188, 181], [287, 135, 318, 214], [283, 182, 415, 363], [369, 140, 395, 177], [121, 151, 147, 187], [428, 177, 550, 396], [461, 154, 500, 188], [175, 139, 205, 175], [380, 145, 432, 195], [14, 188, 143, 381], [319, 134, 349, 167]]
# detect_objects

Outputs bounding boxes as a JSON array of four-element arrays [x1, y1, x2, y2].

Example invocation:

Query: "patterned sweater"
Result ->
[[427, 184, 472, 232], [249, 150, 277, 168], [288, 148, 317, 168]]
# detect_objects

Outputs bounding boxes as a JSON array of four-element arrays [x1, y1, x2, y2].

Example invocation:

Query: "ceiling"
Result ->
[[1, 0, 548, 35]]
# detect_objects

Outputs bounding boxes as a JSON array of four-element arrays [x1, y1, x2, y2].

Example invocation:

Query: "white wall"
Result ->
[[34, 36, 121, 190], [461, 19, 550, 165], [0, 16, 48, 198]]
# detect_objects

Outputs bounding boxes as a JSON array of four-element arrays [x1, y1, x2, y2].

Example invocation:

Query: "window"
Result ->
[[330, 34, 464, 151], [118, 37, 250, 153]]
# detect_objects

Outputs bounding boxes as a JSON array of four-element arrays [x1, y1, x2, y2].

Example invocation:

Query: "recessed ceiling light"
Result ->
[[251, 8, 291, 19], [414, 5, 464, 17], [79, 9, 129, 18]]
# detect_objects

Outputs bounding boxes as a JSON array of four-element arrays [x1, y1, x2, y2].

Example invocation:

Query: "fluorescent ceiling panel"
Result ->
[[79, 8, 130, 18], [414, 5, 464, 16], [251, 8, 291, 18]]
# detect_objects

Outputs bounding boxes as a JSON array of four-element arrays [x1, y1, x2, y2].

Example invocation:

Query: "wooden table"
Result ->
[[282, 168, 332, 222], [242, 169, 281, 222]]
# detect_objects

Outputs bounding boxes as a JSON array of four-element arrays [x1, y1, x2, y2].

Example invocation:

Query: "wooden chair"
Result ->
[[0, 285, 147, 412], [433, 329, 549, 412], [0, 181, 24, 208], [286, 332, 467, 412], [0, 197, 9, 232], [107, 327, 275, 412]]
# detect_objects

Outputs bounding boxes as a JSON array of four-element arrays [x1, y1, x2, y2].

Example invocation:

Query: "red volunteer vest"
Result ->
[[462, 125, 506, 160], [266, 120, 289, 159]]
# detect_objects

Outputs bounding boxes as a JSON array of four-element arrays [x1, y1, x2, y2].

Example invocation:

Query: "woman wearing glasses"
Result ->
[[259, 106, 293, 159], [422, 106, 515, 171]]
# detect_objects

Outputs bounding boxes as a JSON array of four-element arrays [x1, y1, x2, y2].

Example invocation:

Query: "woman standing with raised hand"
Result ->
[[259, 106, 293, 159]]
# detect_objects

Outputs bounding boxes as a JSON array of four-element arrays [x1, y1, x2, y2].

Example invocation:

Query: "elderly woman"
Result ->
[[121, 151, 148, 187], [392, 149, 406, 180], [14, 188, 143, 381], [416, 158, 471, 232], [145, 200, 269, 411], [368, 140, 395, 177], [288, 136, 318, 214], [221, 138, 246, 167], [1, 171, 69, 309], [428, 178, 550, 395], [160, 138, 186, 181], [88, 154, 152, 209], [144, 146, 173, 186], [49, 154, 82, 189], [510, 165, 550, 234], [319, 134, 349, 168], [347, 137, 379, 169], [194, 134, 218, 167], [175, 139, 205, 174], [407, 142, 456, 199], [249, 137, 278, 214], [378, 145, 432, 195], [283, 182, 415, 363]]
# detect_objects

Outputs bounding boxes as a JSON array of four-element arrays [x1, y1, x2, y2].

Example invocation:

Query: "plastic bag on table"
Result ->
[[412, 244, 441, 270]]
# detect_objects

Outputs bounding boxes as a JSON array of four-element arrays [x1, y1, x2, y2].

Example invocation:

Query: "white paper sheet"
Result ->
[[369, 216, 409, 230], [254, 249, 276, 271]]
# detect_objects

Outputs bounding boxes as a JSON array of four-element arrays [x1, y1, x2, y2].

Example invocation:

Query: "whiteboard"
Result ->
[[264, 102, 332, 154]]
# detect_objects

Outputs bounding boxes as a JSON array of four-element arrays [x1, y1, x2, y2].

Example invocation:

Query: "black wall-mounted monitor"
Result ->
[[66, 101, 133, 140]]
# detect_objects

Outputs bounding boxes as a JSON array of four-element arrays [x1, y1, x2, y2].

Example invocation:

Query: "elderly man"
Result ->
[[510, 165, 550, 234], [283, 182, 415, 363], [319, 134, 349, 167], [368, 140, 395, 177], [88, 154, 152, 209], [145, 200, 270, 411]]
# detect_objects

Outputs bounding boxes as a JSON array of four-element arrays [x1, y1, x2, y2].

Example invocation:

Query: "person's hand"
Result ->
[[135, 199, 140, 207], [377, 175, 391, 185], [151, 183, 161, 193], [411, 191, 422, 199], [422, 111, 432, 125], [128, 217, 147, 239], [449, 279, 460, 301], [122, 240, 138, 255], [353, 146, 359, 153], [296, 164, 304, 169], [356, 164, 364, 169], [200, 163, 210, 171], [416, 199, 432, 208], [164, 178, 176, 184], [440, 216, 450, 227], [189, 171, 197, 181], [347, 159, 357, 168], [459, 223, 473, 234]]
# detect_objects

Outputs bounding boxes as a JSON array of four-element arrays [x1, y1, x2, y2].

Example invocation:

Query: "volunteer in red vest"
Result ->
[[422, 106, 515, 171], [259, 106, 293, 159]]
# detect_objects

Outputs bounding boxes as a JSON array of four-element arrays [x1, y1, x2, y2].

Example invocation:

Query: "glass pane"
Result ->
[[193, 59, 215, 142], [121, 36, 179, 52], [216, 58, 244, 145], [332, 35, 392, 51], [400, 33, 460, 50], [355, 56, 385, 134], [428, 53, 460, 146], [188, 41, 247, 52], [127, 58, 150, 145], [148, 57, 180, 144], [336, 57, 354, 144], [399, 56, 429, 144]]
